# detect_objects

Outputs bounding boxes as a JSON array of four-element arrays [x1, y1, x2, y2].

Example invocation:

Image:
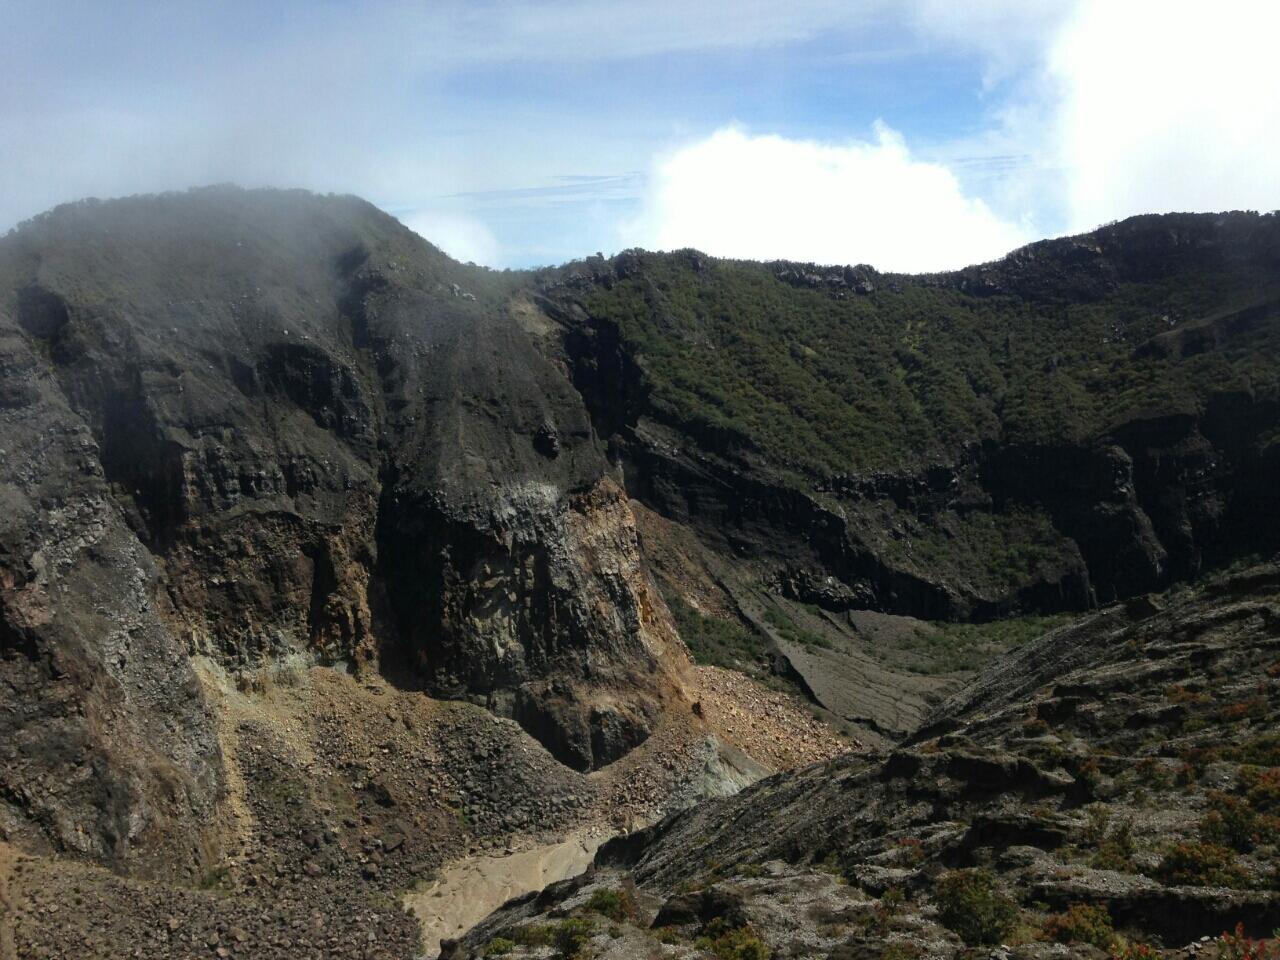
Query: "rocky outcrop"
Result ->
[[940, 211, 1280, 302], [0, 319, 222, 876], [771, 261, 878, 296], [0, 189, 684, 872]]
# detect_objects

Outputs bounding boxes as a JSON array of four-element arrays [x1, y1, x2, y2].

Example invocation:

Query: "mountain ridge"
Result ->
[[527, 210, 1279, 626]]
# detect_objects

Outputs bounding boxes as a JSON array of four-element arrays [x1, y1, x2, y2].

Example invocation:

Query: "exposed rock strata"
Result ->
[[0, 190, 684, 873], [2, 191, 1279, 957]]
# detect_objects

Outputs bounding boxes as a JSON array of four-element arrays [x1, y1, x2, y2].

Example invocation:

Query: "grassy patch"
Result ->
[[1156, 841, 1248, 888], [1042, 902, 1115, 949], [552, 918, 596, 959], [934, 869, 1019, 946], [763, 604, 832, 651], [667, 595, 768, 669], [1187, 734, 1280, 768], [1201, 792, 1261, 853], [695, 919, 769, 960], [895, 613, 1072, 674], [584, 887, 639, 923]]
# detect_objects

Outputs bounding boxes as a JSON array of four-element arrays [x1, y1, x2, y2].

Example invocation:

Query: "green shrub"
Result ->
[[483, 938, 515, 957], [695, 919, 769, 960], [1201, 792, 1259, 852], [857, 887, 907, 937], [1094, 838, 1135, 871], [666, 595, 767, 670], [1042, 902, 1115, 949], [584, 887, 638, 923], [1216, 735, 1280, 767], [1083, 804, 1113, 845], [934, 869, 1019, 946], [1166, 683, 1212, 706], [880, 887, 906, 913], [552, 918, 596, 959], [1023, 717, 1050, 736], [1176, 762, 1201, 787], [1245, 768, 1280, 814], [1086, 808, 1135, 871], [511, 924, 555, 947], [1156, 841, 1248, 888], [1135, 757, 1174, 790]]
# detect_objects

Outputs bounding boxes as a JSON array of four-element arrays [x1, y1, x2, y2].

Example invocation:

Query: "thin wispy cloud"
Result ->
[[440, 175, 642, 206], [2, 1, 1277, 268]]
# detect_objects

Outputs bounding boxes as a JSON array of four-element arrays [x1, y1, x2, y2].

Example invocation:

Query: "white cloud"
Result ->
[[629, 124, 1031, 272], [666, 0, 1280, 273], [8, 0, 1278, 269], [401, 210, 502, 266], [1048, 0, 1280, 231]]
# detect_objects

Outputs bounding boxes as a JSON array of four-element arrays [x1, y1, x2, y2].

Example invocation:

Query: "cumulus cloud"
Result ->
[[629, 124, 1031, 272], [624, 0, 1280, 272], [1048, 0, 1280, 231]]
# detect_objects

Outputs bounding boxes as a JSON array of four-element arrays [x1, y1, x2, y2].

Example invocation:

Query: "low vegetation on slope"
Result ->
[[538, 212, 1280, 622], [574, 216, 1280, 476]]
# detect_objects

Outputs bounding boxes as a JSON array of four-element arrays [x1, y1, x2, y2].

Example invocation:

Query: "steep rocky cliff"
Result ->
[[0, 189, 684, 877], [519, 217, 1280, 732]]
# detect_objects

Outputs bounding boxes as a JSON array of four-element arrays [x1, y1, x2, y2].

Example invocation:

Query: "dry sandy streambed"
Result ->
[[405, 831, 611, 957], [401, 732, 825, 955]]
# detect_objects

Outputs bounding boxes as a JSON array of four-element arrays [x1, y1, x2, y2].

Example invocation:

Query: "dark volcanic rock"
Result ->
[[0, 189, 681, 869]]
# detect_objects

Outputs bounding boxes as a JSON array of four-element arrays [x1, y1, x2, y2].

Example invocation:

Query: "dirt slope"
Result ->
[[453, 563, 1280, 959]]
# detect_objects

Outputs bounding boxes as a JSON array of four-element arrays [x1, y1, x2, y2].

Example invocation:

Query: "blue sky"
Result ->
[[3, 1, 1276, 271]]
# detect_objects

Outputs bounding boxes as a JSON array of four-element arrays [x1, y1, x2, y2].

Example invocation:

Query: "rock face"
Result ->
[[0, 189, 681, 872], [3, 189, 1279, 901]]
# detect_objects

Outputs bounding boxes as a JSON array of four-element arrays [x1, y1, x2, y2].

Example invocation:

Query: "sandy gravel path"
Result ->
[[404, 831, 609, 957], [0, 841, 19, 960]]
